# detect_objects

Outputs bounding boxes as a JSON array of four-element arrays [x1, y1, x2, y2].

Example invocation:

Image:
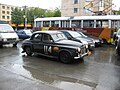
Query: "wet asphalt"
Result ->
[[0, 42, 120, 90]]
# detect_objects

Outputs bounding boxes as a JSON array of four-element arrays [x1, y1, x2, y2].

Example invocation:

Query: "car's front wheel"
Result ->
[[24, 46, 32, 56], [117, 46, 120, 55], [0, 42, 3, 48], [59, 51, 72, 64]]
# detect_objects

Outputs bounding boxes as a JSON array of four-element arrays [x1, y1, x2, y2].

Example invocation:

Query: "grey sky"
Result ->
[[0, 0, 119, 10]]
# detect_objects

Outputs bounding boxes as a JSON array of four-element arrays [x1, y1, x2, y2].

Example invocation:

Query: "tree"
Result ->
[[45, 10, 54, 17], [11, 8, 24, 29], [53, 8, 61, 17], [27, 7, 46, 26], [44, 9, 61, 17], [11, 7, 61, 29]]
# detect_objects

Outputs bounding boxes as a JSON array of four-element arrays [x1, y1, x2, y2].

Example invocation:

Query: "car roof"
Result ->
[[33, 30, 62, 35], [60, 30, 79, 33]]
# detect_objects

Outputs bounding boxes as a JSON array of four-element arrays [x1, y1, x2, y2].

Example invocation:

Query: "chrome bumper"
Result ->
[[74, 51, 91, 59]]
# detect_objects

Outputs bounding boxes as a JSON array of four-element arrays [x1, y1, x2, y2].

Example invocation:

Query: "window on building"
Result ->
[[7, 11, 10, 14], [7, 16, 10, 19], [74, 8, 78, 13], [7, 6, 9, 9], [2, 6, 5, 9], [2, 11, 5, 14], [2, 16, 5, 19], [11, 7, 13, 10], [74, 0, 78, 4]]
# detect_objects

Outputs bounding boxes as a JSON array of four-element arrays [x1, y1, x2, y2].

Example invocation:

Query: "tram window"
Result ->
[[43, 21, 50, 27], [72, 20, 81, 28], [36, 21, 41, 27], [51, 21, 59, 27], [83, 20, 94, 28]]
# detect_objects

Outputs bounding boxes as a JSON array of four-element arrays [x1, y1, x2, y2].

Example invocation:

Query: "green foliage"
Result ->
[[117, 11, 120, 15], [45, 10, 54, 17], [45, 8, 61, 17], [53, 8, 61, 17], [27, 8, 46, 23], [11, 7, 61, 28], [11, 7, 24, 24]]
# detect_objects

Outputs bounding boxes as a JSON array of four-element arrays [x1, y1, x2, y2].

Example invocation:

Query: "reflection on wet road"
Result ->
[[0, 44, 120, 90]]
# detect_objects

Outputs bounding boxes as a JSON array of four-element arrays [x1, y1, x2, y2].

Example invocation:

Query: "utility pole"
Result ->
[[23, 5, 27, 29]]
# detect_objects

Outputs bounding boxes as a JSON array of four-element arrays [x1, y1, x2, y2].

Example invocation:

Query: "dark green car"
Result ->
[[22, 31, 89, 63]]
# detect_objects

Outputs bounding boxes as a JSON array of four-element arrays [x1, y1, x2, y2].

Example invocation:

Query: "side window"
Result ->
[[42, 34, 52, 42], [33, 34, 42, 41]]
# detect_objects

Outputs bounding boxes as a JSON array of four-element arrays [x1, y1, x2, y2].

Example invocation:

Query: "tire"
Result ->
[[0, 42, 3, 48], [102, 39, 108, 44], [117, 46, 120, 55], [24, 46, 32, 56], [59, 51, 72, 64], [13, 43, 17, 47]]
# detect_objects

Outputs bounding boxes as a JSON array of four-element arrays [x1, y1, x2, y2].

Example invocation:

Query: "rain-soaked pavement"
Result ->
[[0, 42, 120, 90]]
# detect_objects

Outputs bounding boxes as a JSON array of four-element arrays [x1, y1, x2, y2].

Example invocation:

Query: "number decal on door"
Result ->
[[44, 46, 51, 54]]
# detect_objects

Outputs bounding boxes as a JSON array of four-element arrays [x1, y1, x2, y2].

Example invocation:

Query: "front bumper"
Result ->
[[1, 38, 19, 45], [74, 46, 90, 59], [74, 51, 92, 59]]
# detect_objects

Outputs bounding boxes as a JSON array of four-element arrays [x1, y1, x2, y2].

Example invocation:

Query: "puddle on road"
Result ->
[[3, 64, 97, 90]]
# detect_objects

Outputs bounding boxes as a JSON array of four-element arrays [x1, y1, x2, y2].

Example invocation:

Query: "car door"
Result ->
[[31, 33, 44, 53], [42, 34, 53, 55], [18, 30, 25, 39]]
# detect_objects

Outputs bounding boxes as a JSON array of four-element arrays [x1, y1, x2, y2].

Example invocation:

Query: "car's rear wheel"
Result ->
[[24, 46, 32, 56], [59, 51, 72, 64]]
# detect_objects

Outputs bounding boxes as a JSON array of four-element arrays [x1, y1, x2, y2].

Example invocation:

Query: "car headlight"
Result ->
[[95, 40, 100, 43], [85, 44, 88, 48], [3, 38, 7, 41], [77, 47, 81, 52]]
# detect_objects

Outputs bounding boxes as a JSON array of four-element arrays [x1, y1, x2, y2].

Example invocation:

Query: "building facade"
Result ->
[[61, 0, 113, 16], [0, 3, 15, 23]]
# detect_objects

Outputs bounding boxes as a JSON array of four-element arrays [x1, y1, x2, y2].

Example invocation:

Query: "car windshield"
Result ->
[[51, 33, 67, 42], [0, 24, 15, 33], [77, 31, 87, 37], [68, 31, 82, 38]]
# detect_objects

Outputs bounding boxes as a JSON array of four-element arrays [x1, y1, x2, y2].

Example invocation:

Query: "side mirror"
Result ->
[[50, 40, 54, 42]]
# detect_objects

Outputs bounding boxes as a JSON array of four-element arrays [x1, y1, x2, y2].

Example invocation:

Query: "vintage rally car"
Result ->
[[22, 31, 89, 63]]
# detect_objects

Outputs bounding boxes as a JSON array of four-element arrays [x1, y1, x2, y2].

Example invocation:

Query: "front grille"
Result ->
[[80, 46, 87, 54], [7, 38, 16, 41]]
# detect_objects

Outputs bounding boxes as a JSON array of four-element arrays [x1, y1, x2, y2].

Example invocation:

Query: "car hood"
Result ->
[[0, 33, 18, 39], [76, 37, 93, 42], [56, 40, 83, 47]]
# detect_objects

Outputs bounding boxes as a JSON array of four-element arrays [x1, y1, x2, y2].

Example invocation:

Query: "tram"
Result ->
[[34, 15, 120, 43]]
